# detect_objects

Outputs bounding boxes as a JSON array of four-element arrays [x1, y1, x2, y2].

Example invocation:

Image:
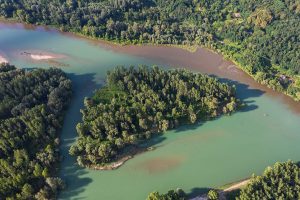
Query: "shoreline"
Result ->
[[85, 146, 155, 171], [0, 17, 200, 53], [2, 19, 297, 102], [189, 179, 250, 200], [223, 179, 249, 192], [0, 20, 298, 101]]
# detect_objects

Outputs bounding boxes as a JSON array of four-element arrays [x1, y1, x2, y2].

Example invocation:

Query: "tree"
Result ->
[[21, 184, 34, 199], [207, 190, 219, 200], [0, 64, 72, 199]]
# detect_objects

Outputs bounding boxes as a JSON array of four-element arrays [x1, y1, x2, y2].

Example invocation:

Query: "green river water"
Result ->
[[1, 23, 300, 200]]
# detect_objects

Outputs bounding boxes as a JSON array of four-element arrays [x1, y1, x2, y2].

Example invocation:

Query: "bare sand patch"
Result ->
[[0, 54, 8, 64], [223, 179, 249, 192], [30, 54, 55, 60]]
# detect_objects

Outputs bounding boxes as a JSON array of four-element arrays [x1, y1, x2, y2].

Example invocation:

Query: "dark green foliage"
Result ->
[[238, 161, 300, 200], [147, 189, 186, 200], [70, 66, 238, 167], [0, 63, 72, 199]]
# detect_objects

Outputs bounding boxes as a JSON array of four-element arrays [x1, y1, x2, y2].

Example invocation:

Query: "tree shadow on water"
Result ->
[[58, 72, 103, 200], [58, 164, 92, 200], [213, 76, 265, 113], [185, 187, 211, 199], [171, 76, 265, 134], [185, 187, 240, 199], [173, 122, 205, 133], [139, 133, 167, 149]]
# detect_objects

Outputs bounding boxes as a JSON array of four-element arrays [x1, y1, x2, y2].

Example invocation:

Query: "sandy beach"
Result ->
[[189, 179, 250, 200], [0, 54, 8, 64], [223, 179, 250, 192]]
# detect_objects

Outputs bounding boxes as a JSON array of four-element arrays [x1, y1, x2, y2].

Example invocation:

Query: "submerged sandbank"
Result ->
[[20, 50, 66, 60], [30, 54, 55, 60], [15, 50, 69, 67]]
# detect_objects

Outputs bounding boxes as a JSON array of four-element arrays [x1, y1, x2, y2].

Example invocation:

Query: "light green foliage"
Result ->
[[207, 189, 219, 200], [70, 66, 238, 166], [0, 63, 72, 199]]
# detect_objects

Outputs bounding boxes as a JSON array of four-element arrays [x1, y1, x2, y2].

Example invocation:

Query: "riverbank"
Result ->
[[1, 18, 299, 101], [66, 30, 300, 102], [221, 179, 249, 192], [52, 23, 300, 103], [12, 19, 300, 102], [85, 146, 155, 170], [189, 179, 250, 200]]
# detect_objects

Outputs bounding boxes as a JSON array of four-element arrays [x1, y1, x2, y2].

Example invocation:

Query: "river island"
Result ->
[[70, 66, 239, 169]]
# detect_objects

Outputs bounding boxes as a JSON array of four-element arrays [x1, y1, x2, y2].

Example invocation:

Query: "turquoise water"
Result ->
[[1, 23, 300, 200]]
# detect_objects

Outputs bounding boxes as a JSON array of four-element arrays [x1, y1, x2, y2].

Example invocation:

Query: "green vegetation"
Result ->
[[152, 161, 300, 200], [69, 66, 238, 167], [207, 189, 219, 200], [238, 161, 300, 200], [0, 64, 72, 199], [147, 189, 186, 200], [0, 0, 299, 100]]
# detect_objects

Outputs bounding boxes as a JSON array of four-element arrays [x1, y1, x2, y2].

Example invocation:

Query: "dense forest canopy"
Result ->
[[70, 66, 238, 167], [238, 161, 300, 200], [0, 64, 72, 199], [0, 0, 299, 100]]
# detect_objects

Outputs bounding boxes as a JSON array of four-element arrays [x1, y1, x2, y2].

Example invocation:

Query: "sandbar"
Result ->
[[0, 54, 8, 64]]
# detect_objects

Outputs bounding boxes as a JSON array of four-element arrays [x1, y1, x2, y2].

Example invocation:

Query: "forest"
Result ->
[[0, 0, 299, 100], [238, 161, 300, 200], [69, 66, 238, 167], [148, 161, 300, 200], [0, 64, 72, 199]]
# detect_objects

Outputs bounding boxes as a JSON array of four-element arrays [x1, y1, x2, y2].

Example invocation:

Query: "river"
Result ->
[[1, 22, 300, 200]]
